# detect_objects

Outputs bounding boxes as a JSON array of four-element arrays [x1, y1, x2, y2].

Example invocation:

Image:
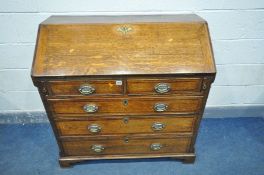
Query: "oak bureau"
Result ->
[[31, 14, 216, 167]]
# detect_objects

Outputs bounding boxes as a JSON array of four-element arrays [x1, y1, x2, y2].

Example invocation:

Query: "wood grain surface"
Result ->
[[49, 96, 203, 115], [62, 136, 191, 156], [56, 116, 195, 136], [31, 15, 216, 77]]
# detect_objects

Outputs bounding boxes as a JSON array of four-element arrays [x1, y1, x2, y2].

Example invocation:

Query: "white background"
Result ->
[[0, 0, 264, 112]]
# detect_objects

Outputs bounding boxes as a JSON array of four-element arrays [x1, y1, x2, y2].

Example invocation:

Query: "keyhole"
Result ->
[[123, 117, 129, 124], [123, 99, 128, 106]]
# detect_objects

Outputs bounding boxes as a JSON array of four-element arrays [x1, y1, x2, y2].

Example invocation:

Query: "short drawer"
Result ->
[[48, 80, 124, 96], [127, 78, 203, 95], [49, 97, 203, 115], [62, 135, 191, 156], [56, 116, 195, 136]]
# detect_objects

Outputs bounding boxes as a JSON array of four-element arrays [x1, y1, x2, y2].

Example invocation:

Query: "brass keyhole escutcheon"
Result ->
[[202, 82, 207, 90], [123, 117, 129, 124], [124, 136, 129, 143], [123, 99, 128, 106]]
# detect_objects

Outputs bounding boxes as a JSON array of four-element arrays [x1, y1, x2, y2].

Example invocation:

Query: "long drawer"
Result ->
[[62, 135, 191, 156], [56, 116, 195, 136], [49, 96, 203, 115]]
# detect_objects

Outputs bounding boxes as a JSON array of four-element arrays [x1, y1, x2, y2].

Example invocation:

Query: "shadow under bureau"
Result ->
[[31, 14, 216, 167]]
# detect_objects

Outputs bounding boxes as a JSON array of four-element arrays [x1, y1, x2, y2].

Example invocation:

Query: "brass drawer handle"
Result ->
[[154, 103, 168, 112], [88, 124, 101, 133], [79, 84, 95, 95], [152, 122, 166, 131], [83, 104, 98, 113], [155, 83, 171, 94], [91, 144, 104, 153], [150, 143, 162, 151]]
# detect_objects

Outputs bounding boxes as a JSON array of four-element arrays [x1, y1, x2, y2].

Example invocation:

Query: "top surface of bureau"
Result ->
[[31, 14, 216, 78]]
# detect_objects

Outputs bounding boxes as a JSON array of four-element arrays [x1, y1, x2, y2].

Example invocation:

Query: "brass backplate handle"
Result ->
[[154, 103, 168, 112], [154, 83, 171, 94], [79, 84, 95, 95], [91, 144, 104, 153], [83, 104, 98, 113], [88, 124, 101, 133], [152, 122, 166, 131], [150, 143, 162, 151]]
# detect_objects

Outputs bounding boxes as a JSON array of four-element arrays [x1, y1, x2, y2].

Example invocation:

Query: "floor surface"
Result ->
[[0, 117, 264, 175]]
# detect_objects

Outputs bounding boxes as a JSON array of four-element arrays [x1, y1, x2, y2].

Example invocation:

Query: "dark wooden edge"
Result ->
[[53, 112, 200, 118], [59, 132, 193, 141], [54, 114, 197, 121], [59, 153, 196, 168], [188, 76, 215, 152], [34, 80, 65, 156], [31, 24, 41, 87], [47, 95, 204, 101], [32, 73, 216, 81], [205, 22, 217, 76]]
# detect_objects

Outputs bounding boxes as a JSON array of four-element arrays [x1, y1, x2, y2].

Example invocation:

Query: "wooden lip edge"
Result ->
[[59, 133, 193, 141], [47, 95, 204, 101], [54, 114, 197, 121], [59, 134, 193, 140], [31, 73, 216, 80], [49, 77, 203, 82], [46, 93, 204, 98], [52, 112, 201, 119], [32, 73, 216, 79], [59, 153, 195, 161]]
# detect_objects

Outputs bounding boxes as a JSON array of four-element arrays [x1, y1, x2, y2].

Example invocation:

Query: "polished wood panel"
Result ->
[[56, 116, 195, 136], [127, 78, 203, 95], [48, 80, 124, 96], [31, 15, 215, 77], [49, 97, 203, 115], [62, 136, 191, 156]]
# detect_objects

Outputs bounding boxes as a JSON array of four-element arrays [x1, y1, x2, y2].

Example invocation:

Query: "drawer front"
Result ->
[[127, 78, 203, 95], [62, 136, 191, 156], [49, 97, 203, 115], [48, 80, 124, 96], [56, 116, 195, 136]]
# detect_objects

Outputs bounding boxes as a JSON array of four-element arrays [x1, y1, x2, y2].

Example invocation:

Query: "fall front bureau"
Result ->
[[31, 14, 216, 167]]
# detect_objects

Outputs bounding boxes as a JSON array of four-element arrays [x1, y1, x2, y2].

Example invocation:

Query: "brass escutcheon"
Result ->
[[123, 117, 129, 124], [124, 136, 129, 143], [123, 99, 128, 106], [117, 26, 133, 34]]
